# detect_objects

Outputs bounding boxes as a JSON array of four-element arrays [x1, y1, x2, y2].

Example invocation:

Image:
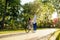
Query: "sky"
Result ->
[[21, 0, 34, 5]]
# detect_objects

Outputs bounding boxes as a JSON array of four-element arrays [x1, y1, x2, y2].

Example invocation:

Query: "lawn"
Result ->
[[56, 33, 60, 40], [0, 28, 59, 34], [0, 30, 25, 34]]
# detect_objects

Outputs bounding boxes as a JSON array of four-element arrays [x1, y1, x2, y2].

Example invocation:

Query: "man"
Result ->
[[33, 14, 37, 32]]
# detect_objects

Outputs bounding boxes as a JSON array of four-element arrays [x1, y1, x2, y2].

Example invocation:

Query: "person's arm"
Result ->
[[33, 14, 36, 23]]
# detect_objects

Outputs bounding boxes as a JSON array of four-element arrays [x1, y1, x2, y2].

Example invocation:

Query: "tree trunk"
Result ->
[[1, 0, 7, 29]]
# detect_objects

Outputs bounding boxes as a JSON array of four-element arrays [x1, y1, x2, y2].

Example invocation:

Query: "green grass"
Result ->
[[0, 28, 43, 34], [0, 30, 25, 34], [0, 28, 59, 34], [56, 33, 60, 40]]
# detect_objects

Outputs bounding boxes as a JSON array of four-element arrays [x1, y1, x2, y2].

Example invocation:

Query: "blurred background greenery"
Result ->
[[0, 0, 60, 30]]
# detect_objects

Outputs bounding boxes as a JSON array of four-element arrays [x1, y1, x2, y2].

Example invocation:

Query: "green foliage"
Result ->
[[0, 0, 21, 30], [0, 0, 60, 30]]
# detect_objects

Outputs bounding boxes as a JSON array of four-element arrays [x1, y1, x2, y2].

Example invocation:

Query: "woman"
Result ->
[[27, 17, 33, 32], [33, 14, 37, 32]]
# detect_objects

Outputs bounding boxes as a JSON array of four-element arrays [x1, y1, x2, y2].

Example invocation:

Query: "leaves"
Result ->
[[0, 0, 60, 29]]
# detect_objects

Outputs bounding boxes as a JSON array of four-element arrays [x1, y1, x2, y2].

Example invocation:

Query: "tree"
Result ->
[[22, 0, 55, 28], [0, 0, 21, 29]]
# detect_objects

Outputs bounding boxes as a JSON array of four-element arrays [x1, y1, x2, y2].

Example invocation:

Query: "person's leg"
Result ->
[[33, 23, 36, 32], [31, 25, 33, 32], [33, 24, 35, 30], [34, 23, 37, 31]]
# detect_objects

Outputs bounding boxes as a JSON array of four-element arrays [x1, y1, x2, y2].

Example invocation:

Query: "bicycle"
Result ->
[[25, 24, 33, 33]]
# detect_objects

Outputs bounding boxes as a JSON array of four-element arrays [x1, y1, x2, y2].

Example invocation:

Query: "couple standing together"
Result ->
[[28, 14, 37, 32]]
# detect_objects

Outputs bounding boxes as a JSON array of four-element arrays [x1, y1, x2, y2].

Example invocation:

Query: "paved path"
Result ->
[[0, 28, 59, 40]]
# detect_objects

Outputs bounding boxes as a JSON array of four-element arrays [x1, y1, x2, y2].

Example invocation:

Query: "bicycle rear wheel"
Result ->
[[25, 26, 30, 33]]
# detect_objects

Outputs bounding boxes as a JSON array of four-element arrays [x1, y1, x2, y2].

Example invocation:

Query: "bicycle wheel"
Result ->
[[25, 25, 30, 33]]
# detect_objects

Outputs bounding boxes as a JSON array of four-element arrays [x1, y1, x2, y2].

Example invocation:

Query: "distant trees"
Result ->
[[0, 0, 60, 30]]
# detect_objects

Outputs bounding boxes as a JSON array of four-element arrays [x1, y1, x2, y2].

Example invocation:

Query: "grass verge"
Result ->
[[0, 29, 25, 34]]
